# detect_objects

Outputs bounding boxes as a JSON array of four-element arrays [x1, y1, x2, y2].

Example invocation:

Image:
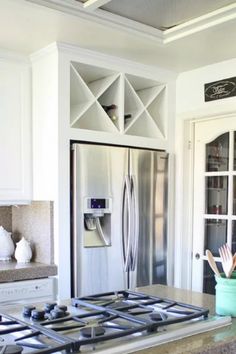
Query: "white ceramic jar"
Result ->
[[14, 237, 32, 263], [0, 226, 15, 261]]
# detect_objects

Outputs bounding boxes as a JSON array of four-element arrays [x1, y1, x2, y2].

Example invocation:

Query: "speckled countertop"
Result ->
[[0, 261, 57, 282], [133, 285, 236, 354]]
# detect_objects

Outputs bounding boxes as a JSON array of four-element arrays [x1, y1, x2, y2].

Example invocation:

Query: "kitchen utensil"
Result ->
[[219, 244, 234, 278], [206, 250, 221, 277], [232, 252, 236, 271]]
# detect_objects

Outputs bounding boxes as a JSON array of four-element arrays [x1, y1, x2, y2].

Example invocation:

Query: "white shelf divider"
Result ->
[[97, 76, 121, 131], [137, 85, 165, 107], [70, 100, 95, 128], [88, 73, 120, 98], [72, 101, 118, 133], [146, 87, 166, 138], [70, 64, 95, 124], [124, 77, 143, 130], [126, 110, 164, 139]]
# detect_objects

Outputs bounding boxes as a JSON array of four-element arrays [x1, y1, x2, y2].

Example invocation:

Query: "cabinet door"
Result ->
[[0, 60, 31, 203], [192, 117, 236, 294]]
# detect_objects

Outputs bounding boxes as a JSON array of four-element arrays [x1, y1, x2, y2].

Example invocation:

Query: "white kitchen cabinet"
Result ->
[[0, 57, 31, 204], [0, 278, 56, 304]]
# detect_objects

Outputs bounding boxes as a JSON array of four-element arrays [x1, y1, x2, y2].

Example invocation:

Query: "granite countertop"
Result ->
[[133, 285, 236, 354], [0, 261, 57, 282]]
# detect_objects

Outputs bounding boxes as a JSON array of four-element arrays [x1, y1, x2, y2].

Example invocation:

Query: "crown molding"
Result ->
[[83, 0, 112, 11], [30, 41, 178, 82], [25, 0, 236, 44], [0, 48, 30, 64], [164, 3, 236, 43]]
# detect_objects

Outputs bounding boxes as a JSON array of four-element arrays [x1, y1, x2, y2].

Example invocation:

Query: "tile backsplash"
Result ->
[[0, 202, 54, 264], [0, 207, 12, 231]]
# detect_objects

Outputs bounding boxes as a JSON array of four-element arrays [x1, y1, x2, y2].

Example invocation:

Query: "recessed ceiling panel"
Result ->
[[98, 0, 235, 30]]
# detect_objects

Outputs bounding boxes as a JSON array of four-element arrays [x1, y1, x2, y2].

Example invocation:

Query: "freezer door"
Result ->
[[129, 149, 168, 288], [72, 144, 128, 297]]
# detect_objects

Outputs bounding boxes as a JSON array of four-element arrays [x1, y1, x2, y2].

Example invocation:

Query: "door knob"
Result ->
[[195, 253, 200, 260]]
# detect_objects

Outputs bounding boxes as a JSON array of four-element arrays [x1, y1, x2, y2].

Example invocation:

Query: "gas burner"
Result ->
[[0, 345, 23, 354], [80, 327, 106, 338]]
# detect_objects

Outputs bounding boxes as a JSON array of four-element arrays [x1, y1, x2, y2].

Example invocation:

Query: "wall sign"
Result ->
[[204, 76, 236, 102]]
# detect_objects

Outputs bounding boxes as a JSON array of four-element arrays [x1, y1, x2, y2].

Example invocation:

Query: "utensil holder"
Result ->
[[215, 272, 236, 316]]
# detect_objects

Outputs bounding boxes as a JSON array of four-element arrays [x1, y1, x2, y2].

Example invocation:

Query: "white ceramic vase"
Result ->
[[0, 226, 15, 261], [15, 237, 32, 263]]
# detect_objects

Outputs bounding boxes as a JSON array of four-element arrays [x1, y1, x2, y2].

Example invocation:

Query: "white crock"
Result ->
[[0, 226, 15, 261], [14, 237, 32, 263]]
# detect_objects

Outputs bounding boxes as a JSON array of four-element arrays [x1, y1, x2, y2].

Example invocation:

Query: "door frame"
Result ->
[[177, 112, 236, 291]]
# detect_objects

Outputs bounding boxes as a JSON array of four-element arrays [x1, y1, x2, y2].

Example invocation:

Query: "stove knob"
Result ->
[[44, 302, 57, 313], [31, 309, 46, 321], [22, 305, 36, 317], [54, 305, 67, 312], [50, 309, 66, 319]]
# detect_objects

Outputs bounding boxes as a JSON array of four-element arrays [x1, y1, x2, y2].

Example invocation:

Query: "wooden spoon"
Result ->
[[206, 249, 221, 277]]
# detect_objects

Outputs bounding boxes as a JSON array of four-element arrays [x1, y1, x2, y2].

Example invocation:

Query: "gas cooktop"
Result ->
[[0, 290, 231, 354]]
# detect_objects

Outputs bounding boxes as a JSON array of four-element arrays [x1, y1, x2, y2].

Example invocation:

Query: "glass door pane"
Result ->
[[206, 133, 229, 172], [205, 176, 228, 215], [204, 219, 227, 256]]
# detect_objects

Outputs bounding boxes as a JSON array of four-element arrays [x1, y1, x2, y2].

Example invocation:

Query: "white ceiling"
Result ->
[[97, 0, 236, 30], [1, 0, 236, 73]]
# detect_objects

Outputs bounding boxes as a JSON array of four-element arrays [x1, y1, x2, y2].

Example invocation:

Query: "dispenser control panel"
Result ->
[[84, 197, 112, 214], [91, 199, 106, 209]]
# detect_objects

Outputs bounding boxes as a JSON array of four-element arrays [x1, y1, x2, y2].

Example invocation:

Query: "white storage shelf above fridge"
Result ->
[[70, 61, 166, 139]]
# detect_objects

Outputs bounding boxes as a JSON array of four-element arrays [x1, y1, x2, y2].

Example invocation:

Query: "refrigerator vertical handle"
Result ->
[[131, 175, 139, 271], [122, 175, 132, 272]]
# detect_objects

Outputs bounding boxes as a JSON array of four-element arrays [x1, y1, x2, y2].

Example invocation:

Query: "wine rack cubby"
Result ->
[[70, 61, 166, 139]]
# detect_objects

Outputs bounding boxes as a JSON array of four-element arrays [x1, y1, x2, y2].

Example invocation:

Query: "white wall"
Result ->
[[176, 58, 236, 118], [175, 57, 236, 290]]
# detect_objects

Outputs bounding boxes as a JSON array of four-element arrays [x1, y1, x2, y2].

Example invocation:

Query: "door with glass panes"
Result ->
[[192, 117, 236, 294]]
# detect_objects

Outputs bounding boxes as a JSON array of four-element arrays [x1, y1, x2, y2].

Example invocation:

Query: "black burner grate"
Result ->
[[0, 290, 210, 353], [0, 313, 74, 354]]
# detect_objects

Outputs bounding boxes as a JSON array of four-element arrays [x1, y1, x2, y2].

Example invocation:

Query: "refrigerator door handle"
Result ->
[[131, 175, 139, 271], [122, 175, 132, 272]]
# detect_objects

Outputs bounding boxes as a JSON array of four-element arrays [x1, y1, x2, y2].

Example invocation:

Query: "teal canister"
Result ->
[[215, 272, 236, 316]]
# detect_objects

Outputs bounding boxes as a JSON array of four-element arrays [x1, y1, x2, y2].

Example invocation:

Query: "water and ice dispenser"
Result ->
[[83, 198, 112, 247]]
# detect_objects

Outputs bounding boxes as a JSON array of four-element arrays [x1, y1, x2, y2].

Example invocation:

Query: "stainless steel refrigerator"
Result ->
[[71, 143, 168, 297]]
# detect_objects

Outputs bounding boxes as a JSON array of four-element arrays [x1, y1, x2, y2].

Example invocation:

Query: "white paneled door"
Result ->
[[192, 116, 236, 294]]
